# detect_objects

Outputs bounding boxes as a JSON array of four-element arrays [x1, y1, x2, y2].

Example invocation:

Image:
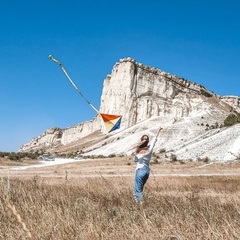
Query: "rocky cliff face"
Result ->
[[20, 128, 63, 153], [20, 58, 239, 157], [100, 58, 217, 129], [220, 96, 240, 112]]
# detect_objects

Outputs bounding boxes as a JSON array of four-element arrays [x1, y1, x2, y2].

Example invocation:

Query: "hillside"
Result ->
[[19, 58, 240, 161]]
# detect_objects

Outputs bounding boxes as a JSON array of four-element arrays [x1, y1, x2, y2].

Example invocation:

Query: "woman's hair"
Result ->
[[139, 135, 149, 148], [141, 135, 149, 141]]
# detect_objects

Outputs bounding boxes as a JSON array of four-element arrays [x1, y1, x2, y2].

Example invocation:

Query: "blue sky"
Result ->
[[1, 0, 239, 152]]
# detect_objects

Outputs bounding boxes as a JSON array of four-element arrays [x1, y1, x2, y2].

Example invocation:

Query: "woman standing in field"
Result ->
[[133, 127, 163, 203]]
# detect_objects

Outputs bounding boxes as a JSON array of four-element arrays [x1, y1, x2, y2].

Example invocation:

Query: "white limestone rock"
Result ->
[[19, 57, 240, 161]]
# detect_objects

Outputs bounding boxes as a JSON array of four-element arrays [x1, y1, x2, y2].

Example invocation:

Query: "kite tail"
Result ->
[[48, 55, 99, 114]]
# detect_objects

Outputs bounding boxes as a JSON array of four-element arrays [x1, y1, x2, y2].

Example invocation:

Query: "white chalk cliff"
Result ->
[[20, 58, 240, 161]]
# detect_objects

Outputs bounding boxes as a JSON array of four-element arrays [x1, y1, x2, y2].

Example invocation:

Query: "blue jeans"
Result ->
[[134, 166, 150, 202]]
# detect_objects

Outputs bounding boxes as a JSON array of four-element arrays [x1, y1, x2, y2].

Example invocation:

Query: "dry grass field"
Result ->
[[1, 157, 240, 239]]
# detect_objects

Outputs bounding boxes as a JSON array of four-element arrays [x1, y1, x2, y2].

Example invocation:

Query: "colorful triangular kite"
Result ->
[[100, 113, 122, 133]]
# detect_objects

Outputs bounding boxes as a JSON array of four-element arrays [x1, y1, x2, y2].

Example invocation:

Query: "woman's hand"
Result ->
[[156, 127, 163, 138]]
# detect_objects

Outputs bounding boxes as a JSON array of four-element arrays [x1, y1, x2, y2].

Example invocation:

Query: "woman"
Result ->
[[134, 127, 163, 203]]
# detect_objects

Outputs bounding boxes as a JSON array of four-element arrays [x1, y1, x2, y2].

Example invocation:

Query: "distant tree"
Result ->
[[224, 113, 240, 126], [159, 148, 166, 153], [170, 153, 177, 162]]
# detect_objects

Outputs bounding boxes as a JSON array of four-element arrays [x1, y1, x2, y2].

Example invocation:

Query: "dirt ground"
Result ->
[[1, 157, 240, 182]]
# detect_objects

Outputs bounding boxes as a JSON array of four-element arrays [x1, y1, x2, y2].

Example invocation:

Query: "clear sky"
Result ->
[[1, 0, 239, 152]]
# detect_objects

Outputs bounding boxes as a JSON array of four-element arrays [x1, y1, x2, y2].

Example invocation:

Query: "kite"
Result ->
[[48, 55, 122, 133]]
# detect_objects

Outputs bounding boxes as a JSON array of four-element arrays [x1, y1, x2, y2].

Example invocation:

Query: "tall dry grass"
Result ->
[[1, 175, 240, 240]]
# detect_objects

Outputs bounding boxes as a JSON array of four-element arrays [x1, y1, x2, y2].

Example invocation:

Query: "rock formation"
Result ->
[[20, 58, 240, 160], [100, 58, 217, 129], [220, 96, 240, 112]]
